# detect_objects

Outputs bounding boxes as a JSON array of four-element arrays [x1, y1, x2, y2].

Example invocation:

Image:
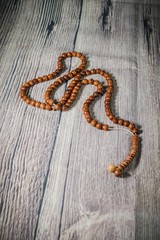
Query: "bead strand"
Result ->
[[20, 51, 139, 177]]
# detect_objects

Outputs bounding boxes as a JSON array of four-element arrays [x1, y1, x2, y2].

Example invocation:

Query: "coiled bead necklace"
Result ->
[[20, 51, 139, 177]]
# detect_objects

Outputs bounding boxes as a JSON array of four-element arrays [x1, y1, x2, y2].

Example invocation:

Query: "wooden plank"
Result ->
[[0, 0, 159, 240], [0, 0, 85, 239]]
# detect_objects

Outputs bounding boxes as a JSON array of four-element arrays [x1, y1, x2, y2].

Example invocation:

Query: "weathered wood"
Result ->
[[0, 0, 159, 240]]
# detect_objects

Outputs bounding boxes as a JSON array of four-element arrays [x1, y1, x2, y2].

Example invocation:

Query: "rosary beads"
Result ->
[[20, 51, 139, 177]]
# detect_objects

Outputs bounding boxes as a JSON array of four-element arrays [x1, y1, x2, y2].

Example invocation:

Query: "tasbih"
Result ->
[[20, 51, 139, 177]]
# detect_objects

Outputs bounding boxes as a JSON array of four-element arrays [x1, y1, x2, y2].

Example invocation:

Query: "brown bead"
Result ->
[[132, 135, 139, 142], [118, 119, 124, 125], [32, 78, 38, 84], [55, 68, 61, 73], [104, 73, 111, 80], [83, 103, 89, 108], [30, 100, 36, 106], [47, 99, 54, 105], [102, 124, 109, 131], [86, 70, 91, 75], [123, 120, 130, 127], [77, 52, 82, 58], [54, 105, 61, 111], [109, 114, 114, 120], [67, 52, 72, 57], [100, 70, 105, 76], [28, 80, 34, 86], [68, 73, 74, 78], [86, 117, 92, 123], [129, 122, 135, 129], [117, 166, 123, 171], [91, 69, 96, 74], [72, 70, 77, 75], [96, 68, 101, 74], [48, 74, 53, 80], [40, 103, 46, 109], [106, 110, 111, 116], [89, 96, 95, 101], [35, 101, 41, 108], [132, 128, 138, 134], [58, 56, 64, 61], [96, 123, 102, 129], [93, 80, 99, 86], [62, 53, 67, 58], [52, 72, 57, 77], [88, 79, 94, 84], [26, 98, 31, 104], [91, 119, 97, 127], [63, 75, 69, 80], [43, 75, 48, 81], [45, 104, 51, 111], [112, 117, 118, 124], [114, 169, 122, 177], [72, 52, 77, 57], [22, 96, 28, 100], [93, 91, 99, 97], [23, 82, 30, 87], [108, 164, 116, 173], [38, 77, 43, 83]]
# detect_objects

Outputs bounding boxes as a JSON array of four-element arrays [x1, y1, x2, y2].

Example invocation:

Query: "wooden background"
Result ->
[[0, 0, 160, 239]]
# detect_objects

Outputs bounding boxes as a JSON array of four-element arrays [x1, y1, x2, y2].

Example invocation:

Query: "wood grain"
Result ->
[[0, 0, 160, 240]]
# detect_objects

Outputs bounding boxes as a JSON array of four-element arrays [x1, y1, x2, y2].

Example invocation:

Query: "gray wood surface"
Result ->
[[0, 0, 160, 239]]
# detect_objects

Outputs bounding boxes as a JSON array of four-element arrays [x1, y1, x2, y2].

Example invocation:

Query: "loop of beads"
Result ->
[[20, 51, 139, 177]]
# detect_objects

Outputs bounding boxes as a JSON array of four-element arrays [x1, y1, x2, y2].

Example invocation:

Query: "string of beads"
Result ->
[[20, 51, 139, 177]]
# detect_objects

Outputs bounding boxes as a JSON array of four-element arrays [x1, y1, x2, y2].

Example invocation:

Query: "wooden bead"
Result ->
[[28, 80, 34, 86], [118, 119, 124, 125], [96, 123, 102, 129], [23, 82, 30, 87], [38, 77, 43, 83], [62, 53, 67, 58], [48, 74, 53, 80], [86, 70, 91, 75], [30, 100, 36, 106], [67, 52, 72, 57], [91, 119, 97, 127], [109, 114, 114, 120], [35, 101, 41, 108], [32, 78, 38, 84], [43, 75, 48, 81], [47, 99, 54, 105], [104, 73, 111, 79], [123, 120, 130, 127], [58, 56, 64, 61], [77, 52, 82, 58], [117, 166, 123, 171], [112, 117, 118, 124], [88, 79, 94, 84], [26, 98, 31, 104], [132, 128, 138, 134], [45, 104, 51, 111], [129, 122, 135, 129], [40, 103, 46, 109], [91, 69, 96, 74], [108, 164, 116, 173], [96, 68, 101, 74], [93, 91, 99, 97], [102, 124, 109, 131], [114, 169, 122, 177], [72, 52, 77, 57]]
